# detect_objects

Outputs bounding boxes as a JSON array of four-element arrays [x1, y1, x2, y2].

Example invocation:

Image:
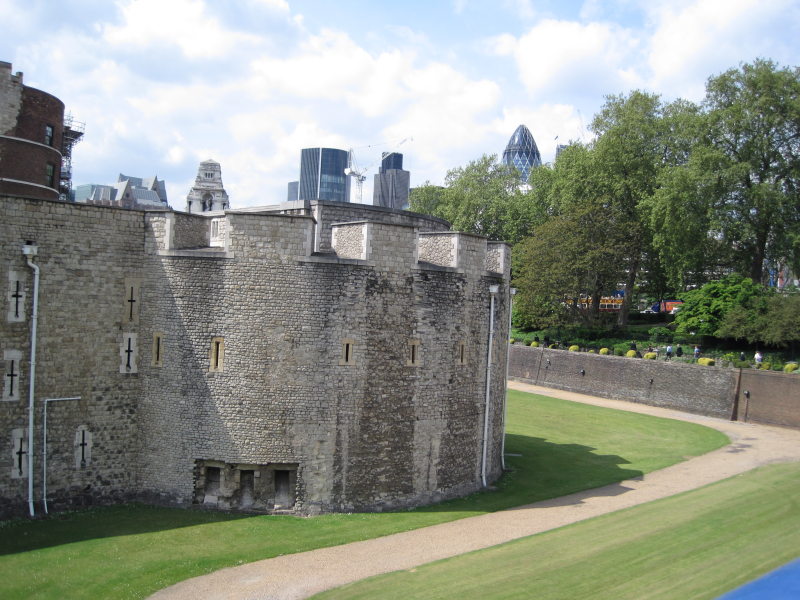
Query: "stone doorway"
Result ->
[[274, 469, 292, 509]]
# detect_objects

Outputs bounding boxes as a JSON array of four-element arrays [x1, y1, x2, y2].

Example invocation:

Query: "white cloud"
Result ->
[[249, 0, 290, 11], [101, 0, 262, 59], [645, 0, 800, 101], [482, 33, 517, 57], [513, 19, 643, 99]]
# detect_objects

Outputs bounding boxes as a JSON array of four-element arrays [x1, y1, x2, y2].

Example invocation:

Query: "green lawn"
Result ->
[[314, 462, 800, 600], [0, 390, 728, 599]]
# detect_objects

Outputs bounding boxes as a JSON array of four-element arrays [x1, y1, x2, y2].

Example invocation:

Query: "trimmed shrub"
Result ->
[[643, 352, 657, 360], [599, 347, 610, 355], [549, 344, 558, 349], [530, 341, 539, 347], [626, 350, 638, 358], [509, 338, 516, 344], [759, 362, 772, 371], [588, 349, 596, 353], [784, 363, 798, 373], [569, 345, 580, 352], [698, 357, 716, 366], [615, 342, 632, 356]]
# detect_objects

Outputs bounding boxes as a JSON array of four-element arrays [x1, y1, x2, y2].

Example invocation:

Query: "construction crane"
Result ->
[[344, 148, 368, 203]]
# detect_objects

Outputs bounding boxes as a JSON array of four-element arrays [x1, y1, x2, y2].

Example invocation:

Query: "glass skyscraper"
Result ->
[[502, 124, 541, 184], [373, 152, 410, 210], [299, 148, 351, 202]]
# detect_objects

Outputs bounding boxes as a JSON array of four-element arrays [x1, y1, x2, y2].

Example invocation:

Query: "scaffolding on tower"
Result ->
[[60, 113, 85, 201]]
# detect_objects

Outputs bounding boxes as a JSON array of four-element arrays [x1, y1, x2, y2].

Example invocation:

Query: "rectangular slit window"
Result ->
[[406, 339, 421, 367], [339, 339, 355, 365], [210, 337, 225, 372], [152, 333, 164, 367], [457, 341, 466, 365]]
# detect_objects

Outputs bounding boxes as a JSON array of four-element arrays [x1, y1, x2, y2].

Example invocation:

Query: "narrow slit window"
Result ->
[[406, 339, 421, 367], [152, 332, 164, 367], [339, 339, 355, 365], [457, 341, 467, 366], [123, 278, 141, 324], [45, 163, 55, 187], [209, 337, 225, 372], [7, 271, 26, 323], [3, 350, 22, 401], [119, 333, 138, 373]]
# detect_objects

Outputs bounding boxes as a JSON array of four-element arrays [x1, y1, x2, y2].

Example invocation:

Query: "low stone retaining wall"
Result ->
[[509, 345, 800, 428]]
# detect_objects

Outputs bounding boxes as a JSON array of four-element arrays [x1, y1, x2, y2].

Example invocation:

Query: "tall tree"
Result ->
[[410, 155, 548, 244], [699, 59, 800, 283], [513, 144, 629, 327], [588, 91, 673, 325]]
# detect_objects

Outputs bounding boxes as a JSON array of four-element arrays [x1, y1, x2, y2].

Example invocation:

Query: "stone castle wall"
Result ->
[[1, 196, 510, 517], [0, 199, 144, 515]]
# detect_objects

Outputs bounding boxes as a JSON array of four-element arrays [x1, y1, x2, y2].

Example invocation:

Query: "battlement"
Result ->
[[145, 208, 509, 278]]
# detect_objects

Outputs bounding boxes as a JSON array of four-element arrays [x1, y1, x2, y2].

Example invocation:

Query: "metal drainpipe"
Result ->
[[501, 288, 517, 470], [481, 284, 499, 487], [23, 242, 39, 517], [42, 397, 81, 514]]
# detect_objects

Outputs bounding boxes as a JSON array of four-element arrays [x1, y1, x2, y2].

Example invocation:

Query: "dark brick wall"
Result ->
[[509, 345, 737, 419], [0, 85, 64, 200], [509, 345, 800, 428], [738, 370, 800, 428]]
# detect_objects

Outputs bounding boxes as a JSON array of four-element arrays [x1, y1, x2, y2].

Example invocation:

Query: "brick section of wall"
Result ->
[[738, 370, 800, 428], [509, 345, 737, 419], [171, 212, 211, 249], [418, 233, 457, 267], [331, 222, 366, 259], [0, 69, 64, 201], [0, 198, 144, 516]]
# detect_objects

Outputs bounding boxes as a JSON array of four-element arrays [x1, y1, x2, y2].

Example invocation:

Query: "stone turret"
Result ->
[[186, 159, 229, 213]]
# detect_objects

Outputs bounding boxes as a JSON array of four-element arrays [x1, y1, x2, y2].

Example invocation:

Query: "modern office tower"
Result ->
[[298, 147, 351, 202], [373, 152, 410, 210], [502, 124, 541, 184], [287, 181, 299, 202], [185, 159, 230, 212]]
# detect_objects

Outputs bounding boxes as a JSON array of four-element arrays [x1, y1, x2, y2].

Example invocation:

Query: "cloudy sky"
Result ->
[[2, 0, 798, 208]]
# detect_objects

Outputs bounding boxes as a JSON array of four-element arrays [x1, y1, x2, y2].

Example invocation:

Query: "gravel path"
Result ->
[[150, 382, 800, 600]]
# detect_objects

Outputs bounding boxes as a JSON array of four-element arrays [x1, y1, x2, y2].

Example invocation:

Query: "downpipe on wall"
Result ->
[[481, 284, 499, 487], [23, 242, 39, 517]]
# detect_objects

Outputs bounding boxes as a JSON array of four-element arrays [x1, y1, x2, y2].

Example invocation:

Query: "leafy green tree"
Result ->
[[717, 291, 800, 348], [408, 182, 445, 216], [585, 91, 683, 325], [410, 155, 548, 244], [656, 60, 800, 286], [513, 143, 627, 327], [674, 274, 765, 336]]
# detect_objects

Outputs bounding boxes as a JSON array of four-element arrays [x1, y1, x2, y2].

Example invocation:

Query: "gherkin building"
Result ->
[[502, 124, 541, 183]]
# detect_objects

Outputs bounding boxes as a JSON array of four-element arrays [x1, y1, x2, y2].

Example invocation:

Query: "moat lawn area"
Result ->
[[0, 390, 728, 599], [314, 463, 800, 600]]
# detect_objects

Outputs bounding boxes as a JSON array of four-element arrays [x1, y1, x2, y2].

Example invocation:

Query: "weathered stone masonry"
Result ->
[[1, 196, 510, 517]]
